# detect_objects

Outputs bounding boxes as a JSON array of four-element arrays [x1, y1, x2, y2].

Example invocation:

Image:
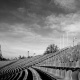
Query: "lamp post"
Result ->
[[28, 51, 29, 58], [0, 45, 2, 58], [34, 53, 35, 56], [67, 32, 69, 47], [63, 34, 64, 48]]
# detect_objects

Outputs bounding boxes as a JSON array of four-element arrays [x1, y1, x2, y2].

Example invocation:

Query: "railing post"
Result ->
[[64, 70, 72, 80], [72, 70, 79, 80], [56, 69, 59, 76], [61, 70, 66, 78], [76, 61, 80, 67]]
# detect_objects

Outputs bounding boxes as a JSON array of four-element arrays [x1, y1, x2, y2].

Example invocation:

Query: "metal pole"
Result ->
[[60, 36, 61, 49], [28, 51, 29, 58], [34, 53, 35, 56], [63, 34, 64, 48], [0, 45, 1, 51], [73, 37, 77, 47], [67, 32, 68, 47], [0, 45, 2, 58], [73, 38, 74, 47]]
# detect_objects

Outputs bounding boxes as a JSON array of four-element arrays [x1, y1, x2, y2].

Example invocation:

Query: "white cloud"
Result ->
[[43, 13, 80, 47], [54, 0, 77, 11], [1, 12, 80, 58], [18, 8, 26, 14], [63, 23, 80, 33], [46, 13, 80, 34]]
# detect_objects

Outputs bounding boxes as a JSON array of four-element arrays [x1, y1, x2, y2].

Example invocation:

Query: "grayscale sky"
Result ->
[[0, 0, 80, 58]]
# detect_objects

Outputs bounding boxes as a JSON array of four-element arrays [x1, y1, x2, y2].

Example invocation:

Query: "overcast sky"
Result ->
[[0, 0, 80, 58]]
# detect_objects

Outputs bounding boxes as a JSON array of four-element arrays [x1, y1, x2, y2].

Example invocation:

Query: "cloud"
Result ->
[[1, 0, 80, 58], [63, 23, 80, 33], [0, 0, 79, 26], [54, 0, 78, 11], [62, 22, 80, 38], [44, 12, 80, 38], [2, 12, 80, 40], [0, 23, 36, 40], [0, 23, 49, 58], [0, 0, 73, 24]]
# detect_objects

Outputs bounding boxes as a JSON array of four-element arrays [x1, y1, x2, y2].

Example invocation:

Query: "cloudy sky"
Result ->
[[0, 0, 80, 58]]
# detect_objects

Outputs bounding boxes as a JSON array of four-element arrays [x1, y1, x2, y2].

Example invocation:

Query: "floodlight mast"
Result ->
[[73, 38, 74, 47], [73, 37, 77, 47], [63, 34, 64, 48], [0, 45, 2, 58], [28, 51, 29, 58], [0, 45, 1, 51], [67, 32, 69, 47]]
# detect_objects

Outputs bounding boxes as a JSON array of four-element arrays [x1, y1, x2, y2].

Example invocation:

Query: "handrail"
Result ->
[[36, 66, 80, 71]]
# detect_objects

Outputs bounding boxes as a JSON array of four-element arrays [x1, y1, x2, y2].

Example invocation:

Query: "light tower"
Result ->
[[73, 37, 77, 47], [28, 51, 29, 58], [63, 34, 64, 48], [0, 45, 2, 58]]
